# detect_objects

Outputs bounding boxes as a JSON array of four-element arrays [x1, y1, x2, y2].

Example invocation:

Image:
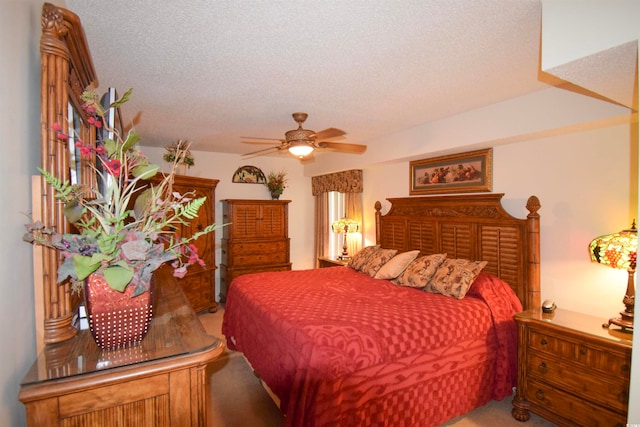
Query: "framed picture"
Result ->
[[232, 165, 266, 184], [409, 148, 492, 195]]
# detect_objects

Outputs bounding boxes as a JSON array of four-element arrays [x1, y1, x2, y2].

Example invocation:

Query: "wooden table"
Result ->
[[318, 256, 350, 268], [19, 269, 224, 426]]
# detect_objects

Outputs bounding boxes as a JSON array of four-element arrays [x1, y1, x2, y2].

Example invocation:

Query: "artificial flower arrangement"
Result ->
[[265, 170, 288, 198], [163, 139, 195, 167], [24, 88, 218, 297]]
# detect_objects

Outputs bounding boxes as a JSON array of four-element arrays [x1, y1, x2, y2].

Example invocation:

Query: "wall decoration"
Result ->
[[409, 148, 492, 195], [232, 165, 267, 184]]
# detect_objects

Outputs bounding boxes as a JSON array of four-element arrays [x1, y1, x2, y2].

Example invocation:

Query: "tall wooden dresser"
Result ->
[[220, 199, 291, 301], [512, 308, 632, 426], [152, 175, 219, 313]]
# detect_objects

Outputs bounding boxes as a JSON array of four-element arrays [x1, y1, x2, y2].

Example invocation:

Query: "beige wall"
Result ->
[[0, 0, 46, 425]]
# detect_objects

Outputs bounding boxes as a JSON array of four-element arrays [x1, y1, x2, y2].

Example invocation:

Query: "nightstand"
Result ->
[[318, 257, 349, 268], [512, 308, 632, 427]]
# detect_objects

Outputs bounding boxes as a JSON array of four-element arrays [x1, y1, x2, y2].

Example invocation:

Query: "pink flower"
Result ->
[[51, 123, 62, 132], [94, 145, 107, 158], [173, 266, 188, 278], [75, 142, 92, 158], [106, 159, 121, 177], [57, 132, 68, 140]]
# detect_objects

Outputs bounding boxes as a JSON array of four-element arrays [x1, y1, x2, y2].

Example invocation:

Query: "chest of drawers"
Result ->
[[220, 199, 291, 301], [512, 309, 632, 427]]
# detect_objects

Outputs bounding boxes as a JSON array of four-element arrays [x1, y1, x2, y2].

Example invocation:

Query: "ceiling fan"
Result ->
[[241, 112, 367, 160]]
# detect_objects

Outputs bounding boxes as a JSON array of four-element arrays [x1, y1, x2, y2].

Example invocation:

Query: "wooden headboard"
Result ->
[[375, 193, 541, 310]]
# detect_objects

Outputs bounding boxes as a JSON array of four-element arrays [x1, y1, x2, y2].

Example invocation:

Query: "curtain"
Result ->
[[311, 170, 363, 195], [312, 170, 363, 263], [314, 192, 330, 267]]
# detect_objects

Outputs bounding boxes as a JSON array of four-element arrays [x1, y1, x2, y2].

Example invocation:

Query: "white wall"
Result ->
[[540, 1, 639, 422], [362, 124, 631, 320], [0, 0, 44, 425]]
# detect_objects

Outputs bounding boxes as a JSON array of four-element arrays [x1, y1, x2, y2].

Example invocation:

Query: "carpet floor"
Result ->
[[199, 307, 557, 427]]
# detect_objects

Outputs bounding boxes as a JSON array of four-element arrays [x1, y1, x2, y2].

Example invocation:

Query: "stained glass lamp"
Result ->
[[589, 221, 637, 331], [331, 217, 360, 260]]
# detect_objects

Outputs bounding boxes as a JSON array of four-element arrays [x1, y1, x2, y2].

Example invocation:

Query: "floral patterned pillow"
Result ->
[[360, 248, 398, 277], [425, 258, 488, 299], [393, 253, 447, 288], [347, 245, 380, 271], [374, 250, 421, 280]]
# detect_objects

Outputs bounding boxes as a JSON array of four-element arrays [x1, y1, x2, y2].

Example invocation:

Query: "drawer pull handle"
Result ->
[[537, 362, 547, 374], [579, 347, 586, 356], [535, 389, 545, 401], [621, 364, 630, 372], [540, 338, 547, 346]]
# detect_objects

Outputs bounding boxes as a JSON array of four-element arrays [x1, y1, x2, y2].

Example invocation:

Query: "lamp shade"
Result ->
[[331, 217, 359, 234], [589, 221, 637, 331], [288, 143, 314, 158], [589, 222, 637, 271]]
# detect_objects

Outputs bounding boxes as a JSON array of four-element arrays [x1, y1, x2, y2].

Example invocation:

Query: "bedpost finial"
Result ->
[[375, 201, 382, 213], [526, 196, 541, 216]]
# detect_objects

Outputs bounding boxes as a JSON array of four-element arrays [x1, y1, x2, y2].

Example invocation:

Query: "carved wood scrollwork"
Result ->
[[36, 3, 98, 348]]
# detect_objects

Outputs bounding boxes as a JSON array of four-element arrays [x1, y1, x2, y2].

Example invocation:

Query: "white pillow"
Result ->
[[374, 250, 421, 280]]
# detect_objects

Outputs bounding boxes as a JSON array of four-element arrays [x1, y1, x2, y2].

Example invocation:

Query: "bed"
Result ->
[[222, 193, 541, 426]]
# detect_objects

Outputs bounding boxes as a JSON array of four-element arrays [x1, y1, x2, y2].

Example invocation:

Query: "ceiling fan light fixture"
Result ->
[[288, 143, 314, 158]]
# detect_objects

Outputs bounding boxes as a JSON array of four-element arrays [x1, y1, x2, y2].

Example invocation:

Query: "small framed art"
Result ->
[[232, 165, 267, 184], [409, 148, 492, 195]]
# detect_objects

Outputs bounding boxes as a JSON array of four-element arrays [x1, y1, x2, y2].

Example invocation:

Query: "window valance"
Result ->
[[311, 169, 362, 195]]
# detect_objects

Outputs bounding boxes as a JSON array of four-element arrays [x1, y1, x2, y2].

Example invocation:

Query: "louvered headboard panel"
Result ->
[[375, 193, 541, 310]]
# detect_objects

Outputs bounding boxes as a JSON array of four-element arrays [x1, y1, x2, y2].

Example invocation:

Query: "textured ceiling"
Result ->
[[66, 0, 549, 157]]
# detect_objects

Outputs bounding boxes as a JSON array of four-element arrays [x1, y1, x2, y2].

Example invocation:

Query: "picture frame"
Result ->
[[232, 165, 267, 184], [409, 148, 492, 195]]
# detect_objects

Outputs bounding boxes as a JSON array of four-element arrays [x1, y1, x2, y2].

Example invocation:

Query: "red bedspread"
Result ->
[[222, 267, 522, 427]]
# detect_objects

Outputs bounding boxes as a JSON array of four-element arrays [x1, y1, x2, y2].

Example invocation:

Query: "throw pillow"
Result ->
[[426, 258, 488, 299], [347, 245, 380, 271], [393, 253, 447, 288], [360, 248, 398, 277], [374, 250, 421, 280]]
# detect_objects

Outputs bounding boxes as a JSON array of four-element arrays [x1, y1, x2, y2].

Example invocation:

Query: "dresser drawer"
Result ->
[[525, 377, 626, 427], [232, 252, 288, 266], [528, 328, 631, 377], [230, 241, 287, 255], [527, 352, 629, 412]]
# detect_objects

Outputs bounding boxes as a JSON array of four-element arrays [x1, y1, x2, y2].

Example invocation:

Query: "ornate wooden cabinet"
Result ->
[[512, 309, 632, 426], [220, 199, 291, 301], [154, 175, 219, 312]]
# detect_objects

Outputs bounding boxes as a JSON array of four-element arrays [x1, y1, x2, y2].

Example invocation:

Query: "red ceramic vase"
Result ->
[[84, 273, 154, 349]]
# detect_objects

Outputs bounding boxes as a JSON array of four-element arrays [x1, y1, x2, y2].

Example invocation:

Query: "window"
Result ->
[[327, 191, 345, 258]]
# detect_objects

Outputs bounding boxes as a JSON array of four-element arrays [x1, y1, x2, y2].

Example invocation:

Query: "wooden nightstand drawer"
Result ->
[[528, 328, 631, 377], [524, 377, 627, 427], [526, 352, 629, 412]]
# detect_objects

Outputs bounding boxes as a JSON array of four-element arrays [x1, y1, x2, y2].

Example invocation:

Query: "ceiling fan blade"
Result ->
[[240, 136, 284, 141], [316, 141, 367, 154], [241, 140, 282, 145], [242, 146, 282, 157], [309, 127, 346, 140]]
